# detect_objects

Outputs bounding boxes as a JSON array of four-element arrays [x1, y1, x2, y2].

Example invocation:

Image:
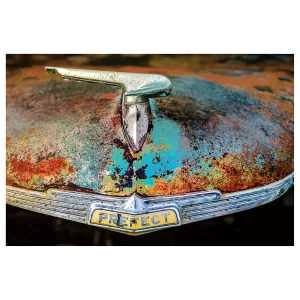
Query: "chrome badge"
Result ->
[[90, 209, 179, 234]]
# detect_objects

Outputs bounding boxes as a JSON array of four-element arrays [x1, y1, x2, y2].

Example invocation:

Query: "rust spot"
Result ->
[[6, 177, 14, 185], [37, 157, 69, 177], [101, 93, 118, 100], [27, 128, 37, 134], [58, 182, 97, 194], [7, 156, 75, 189], [111, 116, 121, 125]]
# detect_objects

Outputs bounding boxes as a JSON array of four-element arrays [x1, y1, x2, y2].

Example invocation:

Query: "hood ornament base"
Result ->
[[122, 95, 150, 151]]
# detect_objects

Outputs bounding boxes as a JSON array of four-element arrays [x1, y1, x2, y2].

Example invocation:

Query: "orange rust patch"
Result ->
[[7, 156, 74, 188], [158, 144, 169, 150], [101, 93, 118, 100], [269, 131, 294, 164], [111, 116, 121, 125], [136, 169, 209, 197], [6, 177, 14, 185]]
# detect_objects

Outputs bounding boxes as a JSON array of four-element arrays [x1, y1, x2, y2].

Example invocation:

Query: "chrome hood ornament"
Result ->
[[45, 67, 172, 151]]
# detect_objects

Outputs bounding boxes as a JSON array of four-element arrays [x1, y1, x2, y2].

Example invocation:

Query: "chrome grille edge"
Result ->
[[6, 172, 294, 228]]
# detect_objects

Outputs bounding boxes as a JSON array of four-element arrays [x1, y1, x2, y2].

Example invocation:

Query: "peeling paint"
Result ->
[[6, 58, 294, 196]]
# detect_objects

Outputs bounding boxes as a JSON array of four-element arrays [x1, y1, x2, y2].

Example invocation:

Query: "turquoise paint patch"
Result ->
[[101, 97, 191, 191], [137, 176, 155, 187], [197, 157, 203, 168], [255, 154, 266, 169], [104, 98, 222, 191], [108, 147, 128, 175], [134, 99, 188, 185]]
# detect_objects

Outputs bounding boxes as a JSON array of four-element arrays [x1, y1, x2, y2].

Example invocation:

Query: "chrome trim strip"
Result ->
[[6, 172, 294, 234], [181, 172, 294, 224]]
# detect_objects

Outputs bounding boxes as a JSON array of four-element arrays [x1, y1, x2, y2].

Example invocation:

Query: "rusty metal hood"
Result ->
[[6, 59, 294, 197]]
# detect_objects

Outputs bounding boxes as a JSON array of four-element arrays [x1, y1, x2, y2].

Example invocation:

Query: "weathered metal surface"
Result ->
[[6, 56, 294, 197]]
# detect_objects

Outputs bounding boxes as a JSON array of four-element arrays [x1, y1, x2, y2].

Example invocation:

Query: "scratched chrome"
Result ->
[[6, 172, 293, 235], [45, 67, 172, 151]]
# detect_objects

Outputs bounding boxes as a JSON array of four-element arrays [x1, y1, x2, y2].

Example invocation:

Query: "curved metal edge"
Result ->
[[223, 172, 294, 198], [6, 172, 294, 234], [181, 172, 294, 225]]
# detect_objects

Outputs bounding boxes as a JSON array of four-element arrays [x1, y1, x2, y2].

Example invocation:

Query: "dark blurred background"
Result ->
[[6, 54, 294, 70], [6, 54, 294, 246]]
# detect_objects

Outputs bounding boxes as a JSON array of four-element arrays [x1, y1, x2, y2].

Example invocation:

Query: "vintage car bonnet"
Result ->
[[6, 56, 294, 234]]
